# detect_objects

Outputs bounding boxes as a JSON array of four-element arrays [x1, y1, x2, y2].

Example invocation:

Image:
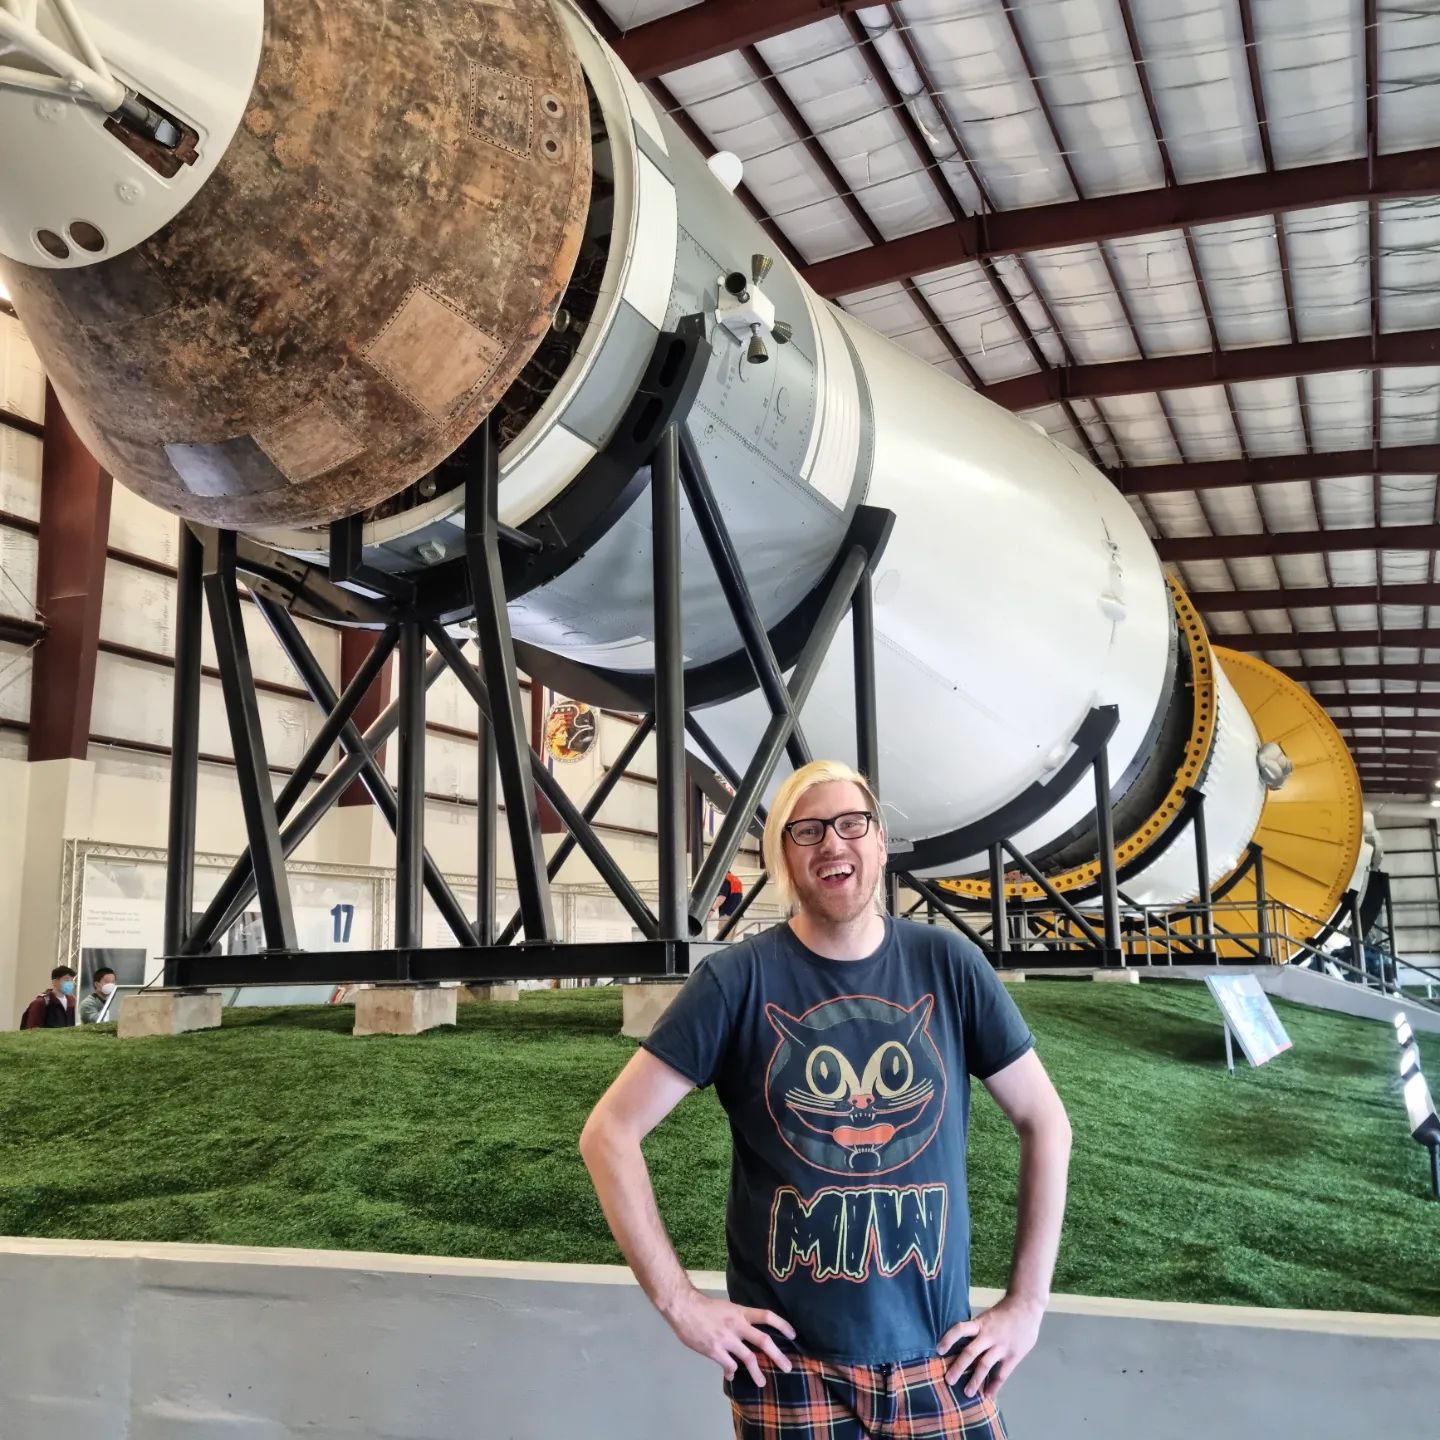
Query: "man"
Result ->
[[20, 966, 79, 1029], [581, 760, 1071, 1438], [79, 966, 118, 1024]]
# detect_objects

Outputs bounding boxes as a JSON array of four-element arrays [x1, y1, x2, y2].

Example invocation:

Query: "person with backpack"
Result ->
[[20, 966, 79, 1029]]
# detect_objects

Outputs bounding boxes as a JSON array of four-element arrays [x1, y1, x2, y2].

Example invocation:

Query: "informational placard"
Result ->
[[1205, 974, 1292, 1068]]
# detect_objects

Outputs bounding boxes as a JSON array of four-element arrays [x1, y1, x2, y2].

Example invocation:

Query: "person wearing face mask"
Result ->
[[19, 966, 79, 1029], [79, 967, 117, 1024]]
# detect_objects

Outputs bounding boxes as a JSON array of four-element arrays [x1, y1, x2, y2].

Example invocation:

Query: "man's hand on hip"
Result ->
[[664, 1292, 796, 1388], [937, 1293, 1045, 1397]]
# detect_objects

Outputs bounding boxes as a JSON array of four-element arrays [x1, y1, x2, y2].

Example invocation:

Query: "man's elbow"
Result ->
[[1017, 1098, 1072, 1153]]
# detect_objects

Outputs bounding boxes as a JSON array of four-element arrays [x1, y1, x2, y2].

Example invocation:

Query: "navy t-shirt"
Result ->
[[642, 916, 1034, 1365]]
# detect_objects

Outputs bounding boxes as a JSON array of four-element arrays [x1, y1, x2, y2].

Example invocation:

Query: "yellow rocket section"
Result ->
[[1210, 647, 1364, 961]]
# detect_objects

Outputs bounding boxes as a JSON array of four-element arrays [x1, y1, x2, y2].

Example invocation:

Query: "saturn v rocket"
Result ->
[[0, 0, 1367, 939]]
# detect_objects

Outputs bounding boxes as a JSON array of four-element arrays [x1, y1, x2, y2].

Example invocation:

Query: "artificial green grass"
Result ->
[[1, 982, 1436, 1315]]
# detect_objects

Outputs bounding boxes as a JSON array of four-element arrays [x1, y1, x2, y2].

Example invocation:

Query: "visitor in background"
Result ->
[[581, 759, 1072, 1439], [20, 966, 78, 1029], [80, 967, 117, 1024]]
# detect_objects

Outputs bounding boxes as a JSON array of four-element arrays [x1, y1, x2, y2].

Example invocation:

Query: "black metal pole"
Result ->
[[653, 424, 688, 944], [1191, 788, 1211, 951], [188, 647, 453, 954], [1349, 889, 1367, 985], [476, 708, 497, 947], [690, 545, 869, 927], [680, 436, 809, 769], [717, 871, 768, 942], [200, 529, 297, 951], [989, 843, 1008, 960], [164, 522, 203, 956], [685, 715, 767, 838], [252, 606, 472, 946], [1002, 840, 1104, 947], [1094, 744, 1122, 959], [465, 415, 554, 942], [853, 565, 896, 915], [1430, 1143, 1439, 1202], [395, 623, 426, 948], [1254, 846, 1272, 964], [426, 625, 659, 938], [688, 779, 706, 883], [495, 715, 657, 946], [1383, 873, 1399, 992], [899, 872, 991, 950]]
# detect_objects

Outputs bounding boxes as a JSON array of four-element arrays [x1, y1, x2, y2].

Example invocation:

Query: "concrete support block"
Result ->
[[996, 971, 1026, 983], [118, 990, 222, 1040], [353, 985, 458, 1036], [1092, 970, 1140, 984], [459, 983, 520, 1005], [622, 981, 686, 1040]]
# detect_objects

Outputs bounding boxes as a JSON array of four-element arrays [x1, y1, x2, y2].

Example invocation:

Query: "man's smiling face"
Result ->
[[783, 779, 884, 924]]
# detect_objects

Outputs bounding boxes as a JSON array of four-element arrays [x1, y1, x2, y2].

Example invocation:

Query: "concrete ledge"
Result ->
[[622, 980, 685, 1039], [117, 990, 221, 1040], [1092, 969, 1141, 984], [1, 1238, 1436, 1439], [996, 971, 1026, 983], [353, 985, 457, 1036]]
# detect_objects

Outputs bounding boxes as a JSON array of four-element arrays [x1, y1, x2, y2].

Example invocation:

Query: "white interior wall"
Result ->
[[1372, 811, 1440, 979]]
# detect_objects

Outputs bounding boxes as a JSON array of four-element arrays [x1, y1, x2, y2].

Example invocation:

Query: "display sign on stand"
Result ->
[[1205, 973, 1293, 1071]]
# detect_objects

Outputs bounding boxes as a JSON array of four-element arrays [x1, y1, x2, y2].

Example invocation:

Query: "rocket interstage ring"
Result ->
[[0, 0, 592, 529], [942, 574, 1220, 905]]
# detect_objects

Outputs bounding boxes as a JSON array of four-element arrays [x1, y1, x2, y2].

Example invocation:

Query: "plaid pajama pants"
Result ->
[[723, 1347, 1009, 1439]]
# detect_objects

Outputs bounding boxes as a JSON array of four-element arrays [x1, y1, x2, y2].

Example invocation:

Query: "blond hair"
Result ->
[[762, 759, 885, 913]]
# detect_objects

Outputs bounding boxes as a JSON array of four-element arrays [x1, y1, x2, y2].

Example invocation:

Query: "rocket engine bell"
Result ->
[[0, 0, 1366, 922]]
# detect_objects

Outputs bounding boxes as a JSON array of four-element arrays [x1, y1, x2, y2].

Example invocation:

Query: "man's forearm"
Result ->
[[1007, 1116, 1071, 1305], [580, 1120, 696, 1319]]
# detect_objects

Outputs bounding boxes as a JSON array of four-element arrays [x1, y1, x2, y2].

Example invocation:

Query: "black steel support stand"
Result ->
[[163, 522, 203, 957], [688, 542, 870, 930], [476, 710, 497, 946], [1093, 743, 1122, 957], [988, 843, 1008, 960], [183, 646, 453, 957], [465, 416, 555, 943], [1190, 787, 1212, 950], [682, 433, 810, 771], [426, 626, 660, 939], [898, 872, 990, 950], [1383, 873, 1399, 990], [395, 623, 426, 948], [1254, 846, 1272, 963], [1349, 889, 1367, 984], [1002, 839, 1105, 950], [494, 715, 657, 948], [251, 605, 473, 947], [852, 564, 896, 914], [200, 528, 297, 951], [688, 780, 705, 882], [653, 425, 688, 947]]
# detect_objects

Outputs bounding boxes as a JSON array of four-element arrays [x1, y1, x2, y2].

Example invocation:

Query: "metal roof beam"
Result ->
[[798, 148, 1440, 298], [1196, 582, 1440, 611], [1288, 663, 1440, 682], [983, 328, 1440, 412], [1107, 444, 1440, 494], [1336, 716, 1440, 732], [1157, 524, 1440, 563], [1218, 627, 1440, 652]]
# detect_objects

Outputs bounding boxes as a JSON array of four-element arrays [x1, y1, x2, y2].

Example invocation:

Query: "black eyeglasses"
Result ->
[[783, 811, 875, 847]]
